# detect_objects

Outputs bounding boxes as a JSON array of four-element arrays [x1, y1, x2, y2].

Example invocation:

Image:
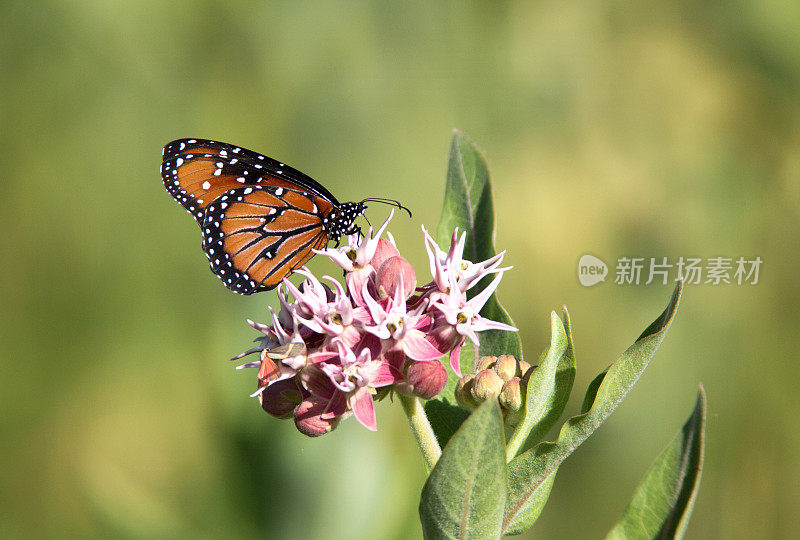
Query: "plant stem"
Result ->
[[505, 422, 526, 462], [399, 394, 441, 472]]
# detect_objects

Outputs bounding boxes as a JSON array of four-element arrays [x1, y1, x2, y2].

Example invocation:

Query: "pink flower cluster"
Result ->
[[231, 211, 517, 435]]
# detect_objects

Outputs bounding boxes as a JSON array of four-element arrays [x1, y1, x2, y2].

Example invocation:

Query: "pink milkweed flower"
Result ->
[[422, 225, 509, 295], [282, 270, 365, 350], [280, 267, 334, 321], [429, 271, 518, 376], [361, 278, 445, 362], [231, 213, 519, 435], [315, 210, 395, 307], [306, 340, 403, 431]]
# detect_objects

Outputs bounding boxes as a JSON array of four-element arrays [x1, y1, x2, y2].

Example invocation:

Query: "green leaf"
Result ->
[[504, 470, 557, 536], [505, 311, 569, 461], [419, 400, 507, 539], [502, 281, 683, 535], [435, 130, 521, 360], [436, 130, 496, 263], [606, 385, 706, 540]]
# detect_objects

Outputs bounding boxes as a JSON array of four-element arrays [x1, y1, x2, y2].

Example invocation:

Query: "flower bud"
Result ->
[[294, 397, 340, 437], [475, 355, 497, 372], [499, 377, 523, 412], [455, 374, 479, 410], [370, 238, 401, 270], [518, 360, 534, 378], [494, 355, 519, 381], [500, 377, 525, 425], [375, 256, 417, 299], [405, 360, 448, 400], [472, 369, 504, 402], [259, 378, 302, 419]]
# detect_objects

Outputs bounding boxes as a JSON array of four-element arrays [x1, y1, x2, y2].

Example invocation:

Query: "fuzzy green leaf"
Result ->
[[420, 400, 507, 539], [505, 311, 568, 461], [502, 281, 683, 535], [606, 385, 706, 540]]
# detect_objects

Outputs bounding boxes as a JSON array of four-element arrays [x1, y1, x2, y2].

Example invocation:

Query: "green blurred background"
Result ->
[[2, 1, 798, 538]]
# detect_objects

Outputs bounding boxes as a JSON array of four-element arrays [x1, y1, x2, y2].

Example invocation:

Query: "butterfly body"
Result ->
[[161, 138, 365, 294]]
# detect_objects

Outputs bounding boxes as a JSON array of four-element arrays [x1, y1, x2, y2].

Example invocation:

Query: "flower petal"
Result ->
[[402, 329, 447, 361], [371, 362, 405, 387], [350, 388, 378, 431], [449, 345, 463, 377]]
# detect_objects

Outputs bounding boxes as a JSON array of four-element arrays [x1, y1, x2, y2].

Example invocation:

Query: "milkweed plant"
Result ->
[[230, 131, 706, 538]]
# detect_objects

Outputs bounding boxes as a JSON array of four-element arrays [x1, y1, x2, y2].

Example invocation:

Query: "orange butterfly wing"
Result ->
[[161, 138, 339, 225], [202, 186, 331, 294]]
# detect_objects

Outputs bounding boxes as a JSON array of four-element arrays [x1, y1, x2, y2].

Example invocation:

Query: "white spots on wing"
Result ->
[[268, 208, 276, 215], [274, 187, 284, 196], [202, 181, 211, 190], [233, 147, 241, 153], [216, 162, 223, 168], [213, 169, 221, 176], [221, 202, 228, 209], [176, 157, 184, 166], [220, 150, 228, 157], [188, 139, 197, 143], [230, 158, 238, 164], [179, 142, 185, 150], [197, 199, 203, 204], [237, 177, 245, 183], [276, 169, 283, 174], [258, 155, 264, 160], [254, 164, 262, 169], [244, 187, 253, 194]]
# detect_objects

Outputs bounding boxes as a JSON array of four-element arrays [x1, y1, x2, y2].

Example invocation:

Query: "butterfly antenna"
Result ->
[[360, 198, 413, 218]]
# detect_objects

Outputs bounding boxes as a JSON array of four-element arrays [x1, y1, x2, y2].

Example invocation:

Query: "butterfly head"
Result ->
[[326, 201, 366, 245]]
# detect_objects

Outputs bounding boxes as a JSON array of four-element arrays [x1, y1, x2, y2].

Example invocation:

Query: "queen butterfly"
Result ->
[[161, 138, 408, 295]]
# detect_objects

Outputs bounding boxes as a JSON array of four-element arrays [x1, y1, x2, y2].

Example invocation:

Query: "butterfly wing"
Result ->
[[202, 185, 330, 294], [161, 138, 340, 225]]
